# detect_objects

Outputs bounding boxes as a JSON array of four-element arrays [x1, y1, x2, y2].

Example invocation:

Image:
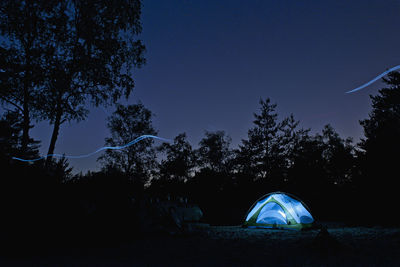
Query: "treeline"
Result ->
[[83, 72, 397, 227], [1, 72, 400, 243]]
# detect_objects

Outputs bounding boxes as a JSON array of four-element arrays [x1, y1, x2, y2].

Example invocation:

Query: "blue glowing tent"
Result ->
[[243, 192, 314, 230]]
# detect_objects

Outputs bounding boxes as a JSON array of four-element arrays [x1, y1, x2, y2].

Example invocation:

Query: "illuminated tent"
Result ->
[[243, 192, 314, 230]]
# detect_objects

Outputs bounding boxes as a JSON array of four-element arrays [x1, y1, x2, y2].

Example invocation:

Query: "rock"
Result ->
[[168, 206, 182, 229], [135, 198, 204, 236], [176, 206, 203, 222]]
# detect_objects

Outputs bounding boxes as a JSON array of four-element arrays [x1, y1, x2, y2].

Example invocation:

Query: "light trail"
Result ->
[[346, 65, 400, 94], [12, 135, 171, 162]]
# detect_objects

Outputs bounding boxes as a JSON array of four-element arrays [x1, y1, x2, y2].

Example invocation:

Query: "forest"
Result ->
[[1, 1, 400, 262]]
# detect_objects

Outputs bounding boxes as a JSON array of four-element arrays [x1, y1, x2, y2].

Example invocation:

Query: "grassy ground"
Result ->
[[1, 224, 400, 266]]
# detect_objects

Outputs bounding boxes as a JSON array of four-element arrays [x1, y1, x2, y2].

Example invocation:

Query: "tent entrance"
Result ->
[[256, 202, 287, 225]]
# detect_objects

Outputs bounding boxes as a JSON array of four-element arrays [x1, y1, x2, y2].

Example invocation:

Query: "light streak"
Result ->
[[12, 135, 171, 162], [346, 65, 400, 94]]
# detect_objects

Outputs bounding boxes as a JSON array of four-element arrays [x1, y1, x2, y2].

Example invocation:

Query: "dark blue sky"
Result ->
[[31, 0, 400, 173]]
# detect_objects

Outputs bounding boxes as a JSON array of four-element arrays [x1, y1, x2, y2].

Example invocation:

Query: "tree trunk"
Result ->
[[21, 95, 30, 155], [21, 49, 31, 156], [46, 109, 62, 164]]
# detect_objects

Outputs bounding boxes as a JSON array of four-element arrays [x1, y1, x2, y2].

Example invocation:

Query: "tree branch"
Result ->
[[0, 89, 24, 104], [0, 95, 24, 113]]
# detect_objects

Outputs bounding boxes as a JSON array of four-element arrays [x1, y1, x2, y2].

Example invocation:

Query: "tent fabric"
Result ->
[[243, 192, 314, 230]]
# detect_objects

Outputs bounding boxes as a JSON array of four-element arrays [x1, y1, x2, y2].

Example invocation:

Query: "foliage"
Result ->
[[158, 133, 196, 181], [0, 110, 40, 162], [236, 98, 304, 184], [97, 103, 157, 190], [40, 0, 145, 158], [359, 71, 400, 161], [196, 130, 232, 173], [356, 71, 400, 219], [320, 125, 354, 186], [1, 0, 146, 159], [0, 0, 49, 155]]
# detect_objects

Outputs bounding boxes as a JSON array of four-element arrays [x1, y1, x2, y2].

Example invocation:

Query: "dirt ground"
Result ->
[[1, 224, 400, 266]]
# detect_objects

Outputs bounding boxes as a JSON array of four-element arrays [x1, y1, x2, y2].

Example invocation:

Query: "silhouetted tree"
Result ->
[[0, 1, 48, 156], [158, 133, 196, 181], [278, 114, 310, 183], [190, 131, 238, 224], [44, 157, 74, 184], [196, 130, 232, 173], [284, 130, 326, 214], [149, 133, 195, 197], [359, 71, 400, 169], [0, 110, 40, 163], [284, 124, 355, 219], [236, 98, 286, 183], [321, 124, 354, 186], [97, 103, 157, 192], [357, 71, 400, 221], [31, 0, 146, 162]]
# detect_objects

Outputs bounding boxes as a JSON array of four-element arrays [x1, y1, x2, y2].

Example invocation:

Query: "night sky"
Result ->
[[30, 0, 400, 174]]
